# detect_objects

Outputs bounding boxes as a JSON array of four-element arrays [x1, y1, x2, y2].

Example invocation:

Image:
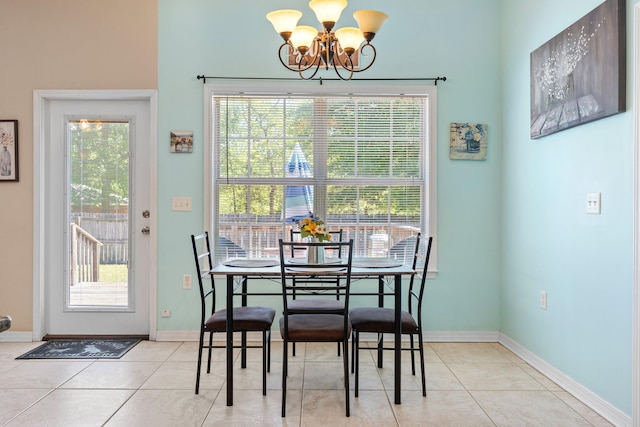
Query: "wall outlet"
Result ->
[[540, 291, 547, 310], [161, 309, 171, 318], [171, 196, 192, 211], [183, 274, 192, 290]]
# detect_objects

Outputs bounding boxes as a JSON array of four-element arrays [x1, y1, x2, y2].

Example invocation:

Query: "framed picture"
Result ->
[[530, 0, 626, 139], [450, 123, 488, 160], [0, 120, 18, 181], [170, 130, 193, 153]]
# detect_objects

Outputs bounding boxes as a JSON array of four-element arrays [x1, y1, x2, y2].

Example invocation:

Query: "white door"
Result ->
[[35, 92, 156, 338]]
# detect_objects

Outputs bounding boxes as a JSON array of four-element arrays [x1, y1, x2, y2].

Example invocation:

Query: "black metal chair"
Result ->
[[191, 232, 275, 395], [287, 229, 345, 311], [278, 238, 354, 417], [389, 234, 420, 264], [216, 236, 246, 260], [349, 235, 432, 397], [288, 229, 344, 356]]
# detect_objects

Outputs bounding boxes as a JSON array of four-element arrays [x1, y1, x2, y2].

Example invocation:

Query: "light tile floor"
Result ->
[[0, 340, 614, 426]]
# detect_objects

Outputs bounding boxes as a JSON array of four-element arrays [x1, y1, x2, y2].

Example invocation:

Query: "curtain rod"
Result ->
[[196, 75, 446, 85]]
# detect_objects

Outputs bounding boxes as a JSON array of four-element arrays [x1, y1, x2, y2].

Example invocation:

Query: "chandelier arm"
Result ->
[[331, 55, 355, 81], [331, 40, 357, 72], [305, 37, 324, 71], [296, 55, 321, 73], [299, 62, 322, 80], [294, 36, 326, 79], [349, 43, 378, 74], [277, 43, 317, 73]]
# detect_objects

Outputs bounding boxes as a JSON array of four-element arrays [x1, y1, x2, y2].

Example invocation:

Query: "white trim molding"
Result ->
[[155, 330, 500, 344], [33, 89, 158, 341], [500, 334, 631, 427], [633, 4, 640, 427], [203, 82, 439, 275], [155, 330, 201, 342], [0, 331, 35, 343], [424, 330, 500, 342]]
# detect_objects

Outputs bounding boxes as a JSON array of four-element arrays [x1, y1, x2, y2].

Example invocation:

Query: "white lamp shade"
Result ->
[[266, 9, 303, 34], [308, 0, 347, 24], [353, 10, 388, 34], [290, 25, 319, 50], [334, 27, 364, 50]]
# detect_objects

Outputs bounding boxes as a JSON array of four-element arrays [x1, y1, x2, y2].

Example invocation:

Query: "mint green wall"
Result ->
[[158, 0, 503, 333], [501, 0, 635, 415]]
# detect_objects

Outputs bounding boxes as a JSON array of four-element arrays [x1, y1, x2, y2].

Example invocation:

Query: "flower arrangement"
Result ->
[[297, 213, 332, 242]]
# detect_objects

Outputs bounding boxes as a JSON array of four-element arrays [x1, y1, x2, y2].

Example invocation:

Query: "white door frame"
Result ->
[[33, 89, 158, 340], [633, 5, 640, 426]]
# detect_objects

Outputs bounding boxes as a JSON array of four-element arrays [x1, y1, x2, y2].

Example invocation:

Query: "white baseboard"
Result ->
[[499, 333, 631, 427], [0, 331, 34, 342], [154, 330, 275, 342], [355, 330, 499, 343], [155, 330, 200, 342], [153, 330, 500, 343], [424, 330, 500, 342]]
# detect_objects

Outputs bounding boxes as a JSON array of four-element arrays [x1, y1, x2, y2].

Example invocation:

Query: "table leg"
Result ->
[[394, 273, 402, 404], [241, 276, 248, 368], [226, 274, 234, 406], [377, 275, 384, 368]]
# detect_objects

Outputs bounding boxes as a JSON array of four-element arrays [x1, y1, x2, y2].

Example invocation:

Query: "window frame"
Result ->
[[204, 81, 437, 275]]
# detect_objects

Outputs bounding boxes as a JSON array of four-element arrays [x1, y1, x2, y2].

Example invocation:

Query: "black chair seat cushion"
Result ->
[[349, 307, 418, 334], [205, 306, 275, 332], [280, 314, 351, 342], [288, 299, 344, 314]]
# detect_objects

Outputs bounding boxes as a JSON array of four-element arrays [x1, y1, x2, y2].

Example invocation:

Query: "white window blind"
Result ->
[[208, 83, 435, 263]]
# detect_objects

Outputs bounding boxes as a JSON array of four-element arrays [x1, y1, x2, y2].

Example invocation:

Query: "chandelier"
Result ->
[[266, 0, 388, 81]]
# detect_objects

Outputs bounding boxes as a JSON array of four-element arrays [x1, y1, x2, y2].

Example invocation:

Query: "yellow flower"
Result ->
[[297, 214, 331, 242]]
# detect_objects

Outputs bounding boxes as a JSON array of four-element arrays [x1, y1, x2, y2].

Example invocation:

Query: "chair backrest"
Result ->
[[216, 236, 246, 261], [408, 236, 433, 321], [290, 229, 344, 258], [278, 238, 354, 319], [191, 232, 216, 324], [389, 234, 420, 264], [410, 232, 422, 270]]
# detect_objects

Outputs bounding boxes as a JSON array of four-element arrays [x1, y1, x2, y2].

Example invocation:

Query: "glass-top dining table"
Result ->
[[210, 257, 416, 406]]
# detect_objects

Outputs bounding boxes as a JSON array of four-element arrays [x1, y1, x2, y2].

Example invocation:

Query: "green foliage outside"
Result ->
[[70, 121, 129, 212], [217, 97, 423, 220]]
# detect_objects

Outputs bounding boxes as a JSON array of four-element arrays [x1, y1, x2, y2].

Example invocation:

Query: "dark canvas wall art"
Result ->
[[530, 0, 625, 139]]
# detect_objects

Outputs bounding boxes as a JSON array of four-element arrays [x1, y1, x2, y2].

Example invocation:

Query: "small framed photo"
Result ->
[[0, 120, 18, 181], [170, 130, 193, 153], [449, 123, 488, 160]]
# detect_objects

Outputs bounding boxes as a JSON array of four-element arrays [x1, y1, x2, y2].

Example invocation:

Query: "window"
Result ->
[[205, 82, 437, 267]]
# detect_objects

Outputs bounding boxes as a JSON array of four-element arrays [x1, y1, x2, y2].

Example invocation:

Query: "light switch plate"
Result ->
[[586, 192, 601, 214], [172, 197, 192, 211], [183, 274, 192, 290]]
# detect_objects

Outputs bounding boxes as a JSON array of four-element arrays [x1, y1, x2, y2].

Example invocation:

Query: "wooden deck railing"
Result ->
[[219, 224, 420, 261], [71, 213, 128, 264], [70, 223, 103, 285]]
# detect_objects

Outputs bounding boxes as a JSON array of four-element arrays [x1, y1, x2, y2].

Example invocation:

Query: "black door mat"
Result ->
[[16, 338, 141, 359]]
